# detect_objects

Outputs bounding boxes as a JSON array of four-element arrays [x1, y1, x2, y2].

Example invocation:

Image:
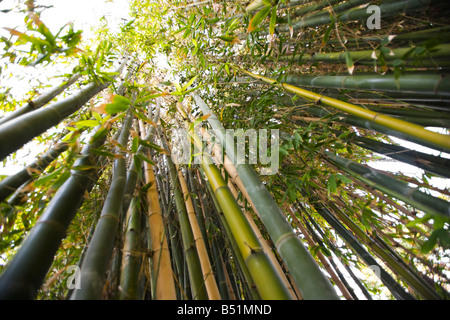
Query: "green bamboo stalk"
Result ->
[[0, 141, 69, 202], [352, 136, 450, 179], [280, 73, 450, 97], [0, 58, 128, 162], [193, 93, 340, 300], [159, 129, 208, 300], [122, 102, 160, 213], [323, 26, 450, 46], [298, 204, 373, 300], [174, 160, 221, 300], [279, 44, 450, 67], [298, 212, 361, 300], [285, 206, 354, 300], [155, 172, 185, 299], [0, 126, 107, 299], [324, 151, 450, 218], [246, 0, 313, 13], [71, 111, 133, 300], [142, 145, 177, 300], [324, 198, 443, 299], [119, 198, 145, 300], [300, 196, 415, 300], [195, 169, 241, 300], [281, 0, 446, 32], [236, 68, 450, 153], [187, 170, 211, 259], [0, 73, 82, 126]]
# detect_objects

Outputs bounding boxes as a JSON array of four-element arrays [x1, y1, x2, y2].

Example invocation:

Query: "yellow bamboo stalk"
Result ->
[[236, 67, 450, 152], [164, 125, 221, 300], [174, 164, 222, 300], [194, 179, 238, 300], [139, 122, 177, 300]]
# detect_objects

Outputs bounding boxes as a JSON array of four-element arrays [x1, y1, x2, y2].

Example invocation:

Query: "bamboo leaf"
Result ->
[[320, 19, 335, 51], [183, 75, 198, 90], [135, 92, 165, 104], [327, 174, 337, 196], [344, 51, 355, 74], [131, 136, 139, 154], [105, 95, 131, 114], [91, 148, 125, 159], [248, 5, 271, 33], [135, 153, 156, 166], [218, 35, 241, 44], [74, 119, 99, 128], [33, 168, 63, 187], [269, 6, 277, 36]]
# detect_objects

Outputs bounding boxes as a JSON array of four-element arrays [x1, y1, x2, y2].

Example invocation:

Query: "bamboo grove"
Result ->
[[0, 0, 449, 300]]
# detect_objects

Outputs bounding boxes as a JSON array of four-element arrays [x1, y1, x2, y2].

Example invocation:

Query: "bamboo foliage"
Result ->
[[0, 58, 128, 162], [0, 0, 449, 301]]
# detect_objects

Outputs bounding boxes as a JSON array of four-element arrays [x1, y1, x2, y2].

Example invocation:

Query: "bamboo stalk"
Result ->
[[296, 104, 450, 154], [319, 192, 443, 300], [280, 73, 450, 97], [225, 171, 298, 299], [236, 68, 450, 153], [352, 136, 450, 179], [200, 168, 261, 300], [279, 44, 450, 67], [175, 165, 222, 300], [142, 149, 177, 300], [300, 210, 373, 300], [159, 129, 208, 300], [0, 73, 82, 126], [207, 137, 298, 299], [324, 151, 450, 219], [285, 205, 354, 300], [155, 171, 185, 300], [71, 111, 133, 300], [193, 93, 339, 300], [0, 126, 107, 299], [118, 198, 145, 300], [0, 141, 68, 202], [184, 129, 292, 300], [300, 195, 415, 300], [278, 0, 445, 33], [0, 58, 128, 162]]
